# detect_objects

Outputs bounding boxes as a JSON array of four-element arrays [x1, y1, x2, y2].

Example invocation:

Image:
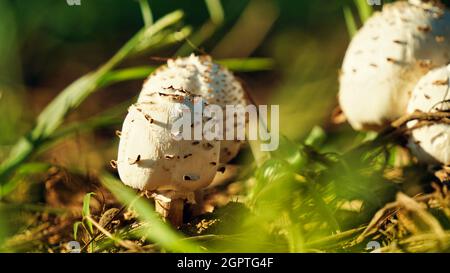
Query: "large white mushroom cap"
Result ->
[[117, 93, 220, 192], [138, 54, 247, 163], [407, 64, 450, 164], [339, 0, 450, 131]]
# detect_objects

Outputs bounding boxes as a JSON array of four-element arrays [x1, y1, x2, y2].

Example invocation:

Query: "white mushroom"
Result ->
[[339, 0, 450, 131], [116, 92, 220, 225], [138, 54, 247, 163], [407, 64, 450, 165], [117, 95, 220, 192]]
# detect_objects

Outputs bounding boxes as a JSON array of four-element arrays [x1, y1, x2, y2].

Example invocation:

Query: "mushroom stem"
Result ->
[[153, 193, 184, 227]]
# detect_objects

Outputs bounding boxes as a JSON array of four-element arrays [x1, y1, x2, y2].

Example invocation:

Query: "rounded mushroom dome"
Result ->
[[407, 64, 450, 165], [117, 93, 220, 191], [339, 0, 450, 131], [138, 54, 248, 163]]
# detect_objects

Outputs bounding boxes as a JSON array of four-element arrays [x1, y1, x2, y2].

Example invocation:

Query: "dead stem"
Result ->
[[85, 215, 142, 252]]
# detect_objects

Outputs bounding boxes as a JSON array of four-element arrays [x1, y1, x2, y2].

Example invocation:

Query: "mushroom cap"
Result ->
[[407, 64, 450, 164], [138, 54, 247, 163], [117, 95, 220, 191], [339, 0, 450, 131]]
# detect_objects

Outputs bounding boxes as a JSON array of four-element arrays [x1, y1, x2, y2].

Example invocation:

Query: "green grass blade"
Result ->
[[217, 57, 275, 72], [343, 6, 358, 38], [176, 0, 224, 56], [101, 57, 274, 86], [0, 162, 50, 198], [82, 192, 96, 234], [101, 66, 156, 86], [205, 0, 224, 25], [138, 0, 153, 27], [355, 0, 373, 23], [73, 221, 82, 241]]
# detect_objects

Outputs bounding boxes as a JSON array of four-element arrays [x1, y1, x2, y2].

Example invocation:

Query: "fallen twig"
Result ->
[[85, 215, 143, 252]]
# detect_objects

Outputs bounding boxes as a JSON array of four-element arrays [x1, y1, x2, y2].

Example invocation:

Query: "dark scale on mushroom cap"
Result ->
[[128, 155, 141, 165], [393, 40, 407, 45], [110, 160, 118, 169], [432, 78, 449, 85], [436, 36, 445, 43], [203, 143, 215, 150], [417, 25, 432, 32], [183, 174, 200, 181], [183, 175, 192, 181]]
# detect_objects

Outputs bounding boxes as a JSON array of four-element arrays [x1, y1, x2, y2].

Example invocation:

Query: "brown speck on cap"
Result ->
[[203, 143, 214, 150], [183, 175, 199, 181], [424, 94, 431, 99], [209, 162, 217, 166], [417, 25, 431, 32], [386, 57, 397, 63], [432, 77, 449, 85], [128, 155, 141, 165], [183, 175, 192, 181], [393, 40, 407, 45], [369, 63, 378, 68], [418, 59, 432, 68], [436, 36, 445, 43], [110, 160, 118, 169], [144, 114, 154, 123]]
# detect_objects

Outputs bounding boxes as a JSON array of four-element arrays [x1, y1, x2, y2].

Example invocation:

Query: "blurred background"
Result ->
[[0, 0, 356, 152]]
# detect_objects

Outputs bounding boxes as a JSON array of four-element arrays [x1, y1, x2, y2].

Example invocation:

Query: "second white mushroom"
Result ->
[[407, 64, 450, 165], [339, 0, 450, 131]]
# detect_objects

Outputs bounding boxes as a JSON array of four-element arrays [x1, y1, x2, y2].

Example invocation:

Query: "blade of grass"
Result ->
[[205, 0, 224, 25], [133, 26, 193, 55], [0, 162, 50, 198], [343, 6, 357, 38], [73, 221, 82, 241], [176, 0, 224, 56], [101, 57, 274, 86], [355, 0, 373, 23], [138, 0, 153, 27], [100, 66, 156, 86], [82, 192, 96, 235], [217, 58, 275, 72]]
